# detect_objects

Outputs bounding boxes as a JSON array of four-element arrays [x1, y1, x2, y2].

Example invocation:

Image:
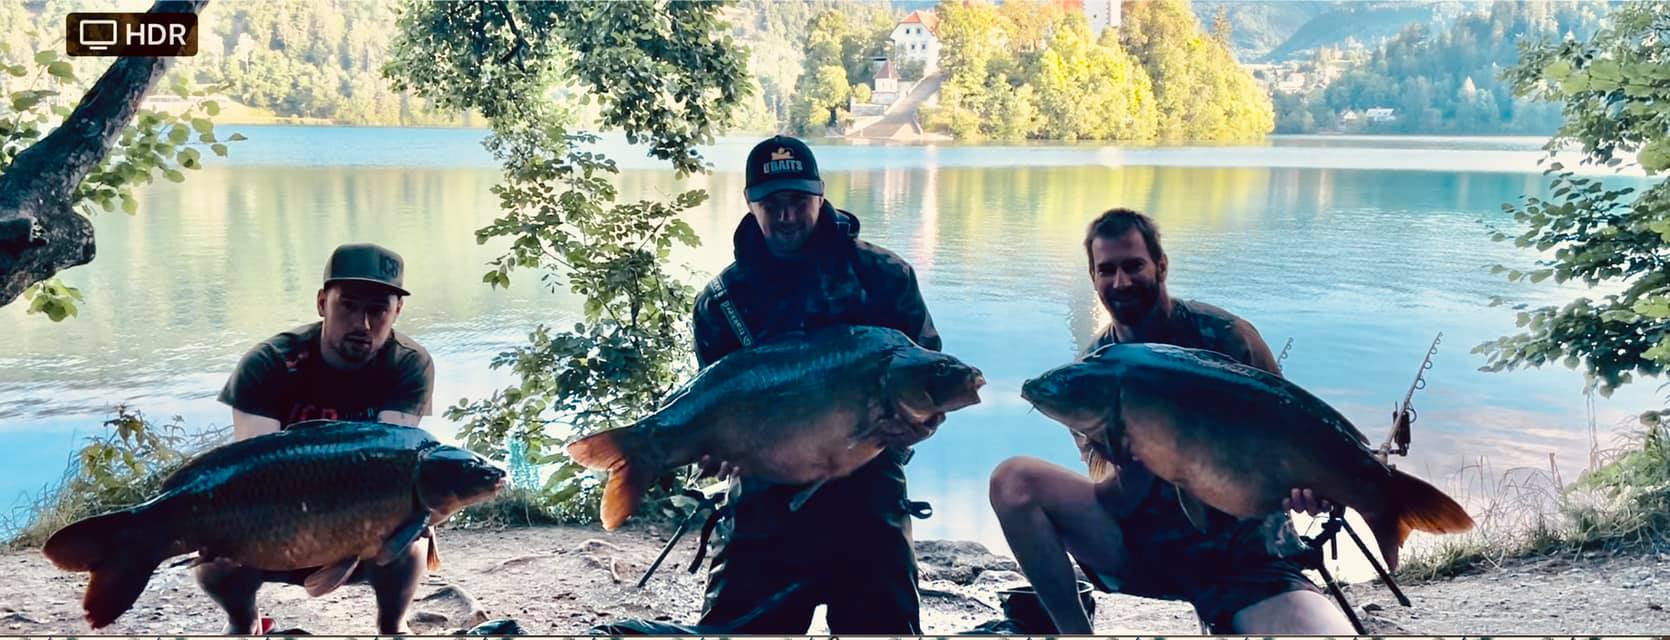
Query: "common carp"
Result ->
[[1020, 342, 1473, 572], [41, 420, 506, 629], [567, 325, 985, 530]]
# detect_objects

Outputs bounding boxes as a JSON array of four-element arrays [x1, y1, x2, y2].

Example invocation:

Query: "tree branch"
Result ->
[[0, 0, 210, 307]]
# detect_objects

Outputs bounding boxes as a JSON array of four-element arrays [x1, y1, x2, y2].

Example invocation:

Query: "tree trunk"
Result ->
[[0, 0, 210, 308]]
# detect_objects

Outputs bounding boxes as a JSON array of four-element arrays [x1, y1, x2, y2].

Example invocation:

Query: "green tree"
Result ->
[[1475, 1, 1669, 422], [852, 82, 874, 106], [790, 64, 851, 134], [1121, 0, 1272, 142], [1, 0, 241, 316], [929, 0, 1006, 137], [1284, 0, 1613, 135], [998, 0, 1063, 54], [1031, 14, 1157, 142], [385, 0, 749, 522], [1210, 5, 1232, 45], [726, 0, 894, 132], [787, 7, 891, 135]]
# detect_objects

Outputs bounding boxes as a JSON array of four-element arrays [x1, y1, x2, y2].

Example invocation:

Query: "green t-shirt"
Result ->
[[218, 321, 434, 428]]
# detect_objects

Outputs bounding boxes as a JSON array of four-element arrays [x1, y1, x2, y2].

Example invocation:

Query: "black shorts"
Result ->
[[1080, 479, 1323, 633], [1079, 551, 1321, 633]]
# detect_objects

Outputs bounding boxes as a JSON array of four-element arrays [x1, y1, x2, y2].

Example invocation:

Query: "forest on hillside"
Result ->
[[905, 0, 1273, 143], [1273, 0, 1614, 134], [1, 0, 1622, 138]]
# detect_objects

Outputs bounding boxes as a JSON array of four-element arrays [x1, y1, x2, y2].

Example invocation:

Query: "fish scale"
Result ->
[[164, 440, 419, 568], [569, 325, 985, 530], [1023, 342, 1475, 573], [649, 326, 911, 428], [40, 421, 506, 629]]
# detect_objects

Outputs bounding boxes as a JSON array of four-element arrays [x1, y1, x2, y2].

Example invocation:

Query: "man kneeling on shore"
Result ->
[[988, 208, 1357, 635]]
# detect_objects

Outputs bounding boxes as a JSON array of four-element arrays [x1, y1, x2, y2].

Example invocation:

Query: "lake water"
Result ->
[[1, 126, 1661, 581]]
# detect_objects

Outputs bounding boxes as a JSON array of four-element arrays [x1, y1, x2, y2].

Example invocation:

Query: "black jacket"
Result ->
[[690, 202, 940, 535]]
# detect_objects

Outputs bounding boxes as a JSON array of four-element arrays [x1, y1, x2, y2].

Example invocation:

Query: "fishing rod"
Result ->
[[1276, 337, 1294, 372], [1296, 331, 1440, 629], [1378, 331, 1441, 465]]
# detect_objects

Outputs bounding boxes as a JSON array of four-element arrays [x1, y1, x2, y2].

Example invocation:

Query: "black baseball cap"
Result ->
[[745, 135, 824, 202], [323, 242, 410, 296]]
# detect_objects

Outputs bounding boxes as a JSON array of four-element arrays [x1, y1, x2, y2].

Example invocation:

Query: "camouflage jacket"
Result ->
[[1080, 299, 1309, 562], [691, 202, 941, 535]]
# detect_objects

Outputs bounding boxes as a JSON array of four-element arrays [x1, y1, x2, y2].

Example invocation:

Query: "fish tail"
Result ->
[[44, 510, 169, 629], [1369, 468, 1477, 573], [83, 554, 167, 629], [42, 510, 139, 572], [566, 425, 659, 531]]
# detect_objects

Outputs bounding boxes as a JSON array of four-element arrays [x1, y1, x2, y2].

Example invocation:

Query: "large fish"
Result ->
[[567, 325, 985, 530], [1020, 342, 1474, 572], [41, 420, 506, 629]]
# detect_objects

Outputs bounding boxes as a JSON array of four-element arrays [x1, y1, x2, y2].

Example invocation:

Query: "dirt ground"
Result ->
[[1, 523, 1666, 636]]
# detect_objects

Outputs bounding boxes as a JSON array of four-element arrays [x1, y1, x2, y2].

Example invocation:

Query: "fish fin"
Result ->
[[1086, 453, 1115, 485], [788, 479, 829, 512], [57, 508, 170, 630], [427, 533, 442, 572], [566, 425, 637, 471], [1176, 489, 1209, 533], [82, 552, 169, 629], [303, 557, 360, 597], [566, 426, 660, 530], [1367, 468, 1476, 573], [1364, 513, 1401, 575], [42, 509, 139, 572], [374, 512, 431, 566]]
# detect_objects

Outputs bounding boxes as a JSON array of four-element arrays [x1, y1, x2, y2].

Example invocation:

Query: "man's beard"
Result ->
[[1105, 282, 1160, 325], [333, 335, 377, 364], [765, 225, 811, 256]]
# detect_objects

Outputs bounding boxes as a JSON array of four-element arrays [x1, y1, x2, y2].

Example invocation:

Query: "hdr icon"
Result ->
[[67, 12, 198, 57]]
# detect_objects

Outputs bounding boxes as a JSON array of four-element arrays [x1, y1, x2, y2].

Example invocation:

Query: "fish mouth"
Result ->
[[1021, 392, 1084, 429]]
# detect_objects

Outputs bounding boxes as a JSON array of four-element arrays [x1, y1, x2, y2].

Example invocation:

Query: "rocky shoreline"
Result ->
[[1, 523, 1666, 636]]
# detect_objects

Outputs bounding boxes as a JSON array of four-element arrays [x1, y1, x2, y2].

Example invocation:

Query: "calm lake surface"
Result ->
[[1, 126, 1660, 579]]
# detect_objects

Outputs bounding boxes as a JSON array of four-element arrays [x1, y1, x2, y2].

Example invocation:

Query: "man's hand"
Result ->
[[696, 455, 742, 481], [1282, 488, 1334, 516]]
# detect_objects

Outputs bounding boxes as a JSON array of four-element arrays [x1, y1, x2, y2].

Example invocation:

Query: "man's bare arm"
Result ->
[[232, 409, 281, 441]]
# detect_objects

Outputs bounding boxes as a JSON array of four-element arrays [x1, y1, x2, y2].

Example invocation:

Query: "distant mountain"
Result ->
[[1190, 1, 1339, 60], [1192, 1, 1474, 63]]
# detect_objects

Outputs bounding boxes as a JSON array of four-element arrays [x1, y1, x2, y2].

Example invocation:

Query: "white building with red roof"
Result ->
[[889, 9, 942, 73]]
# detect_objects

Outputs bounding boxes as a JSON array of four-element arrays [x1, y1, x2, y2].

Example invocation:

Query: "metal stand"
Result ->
[[635, 486, 727, 588], [1298, 505, 1411, 635]]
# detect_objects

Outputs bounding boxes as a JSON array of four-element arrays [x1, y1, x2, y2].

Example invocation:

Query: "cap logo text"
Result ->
[[763, 147, 804, 176]]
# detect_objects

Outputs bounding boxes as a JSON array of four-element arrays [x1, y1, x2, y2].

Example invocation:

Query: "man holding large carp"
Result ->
[[200, 242, 440, 635], [677, 135, 951, 634], [994, 208, 1472, 634]]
